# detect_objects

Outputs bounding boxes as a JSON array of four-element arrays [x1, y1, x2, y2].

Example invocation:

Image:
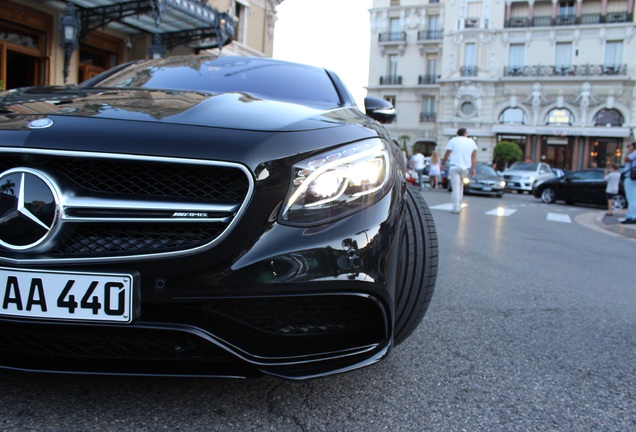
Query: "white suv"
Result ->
[[503, 162, 556, 193]]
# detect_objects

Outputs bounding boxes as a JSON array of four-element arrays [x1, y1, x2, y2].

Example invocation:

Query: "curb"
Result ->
[[595, 210, 636, 239]]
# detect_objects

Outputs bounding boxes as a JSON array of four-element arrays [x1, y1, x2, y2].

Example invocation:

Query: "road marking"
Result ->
[[429, 203, 465, 211], [547, 212, 572, 223], [485, 207, 517, 216]]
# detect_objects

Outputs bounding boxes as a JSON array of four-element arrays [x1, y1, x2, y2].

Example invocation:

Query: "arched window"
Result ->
[[593, 109, 623, 127], [545, 108, 573, 125], [499, 107, 527, 124]]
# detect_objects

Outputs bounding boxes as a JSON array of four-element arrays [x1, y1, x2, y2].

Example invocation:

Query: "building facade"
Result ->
[[0, 0, 283, 90], [368, 0, 636, 169]]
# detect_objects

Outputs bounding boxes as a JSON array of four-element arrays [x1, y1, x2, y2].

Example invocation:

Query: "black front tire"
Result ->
[[393, 186, 438, 345]]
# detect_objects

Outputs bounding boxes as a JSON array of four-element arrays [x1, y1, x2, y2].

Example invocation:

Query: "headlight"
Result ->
[[499, 180, 506, 187], [522, 175, 535, 182], [279, 139, 391, 226], [463, 177, 471, 185]]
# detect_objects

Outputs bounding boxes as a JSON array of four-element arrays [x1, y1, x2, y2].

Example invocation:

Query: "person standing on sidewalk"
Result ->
[[441, 128, 477, 213], [409, 148, 426, 191], [428, 151, 441, 189], [604, 164, 621, 216], [622, 142, 636, 224]]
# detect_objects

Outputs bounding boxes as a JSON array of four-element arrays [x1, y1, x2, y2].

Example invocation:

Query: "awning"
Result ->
[[492, 124, 632, 138], [52, 0, 235, 49]]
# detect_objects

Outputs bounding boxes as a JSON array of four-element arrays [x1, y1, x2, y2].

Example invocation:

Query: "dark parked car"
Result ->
[[533, 168, 627, 209], [0, 55, 438, 380]]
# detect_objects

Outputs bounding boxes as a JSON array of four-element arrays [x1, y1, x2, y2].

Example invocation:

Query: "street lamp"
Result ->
[[148, 33, 166, 59], [59, 1, 81, 84]]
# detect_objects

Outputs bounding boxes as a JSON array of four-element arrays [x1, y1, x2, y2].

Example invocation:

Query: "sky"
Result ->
[[272, 0, 373, 108]]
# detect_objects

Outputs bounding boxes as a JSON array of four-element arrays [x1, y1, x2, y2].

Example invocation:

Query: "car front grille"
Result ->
[[0, 150, 252, 263]]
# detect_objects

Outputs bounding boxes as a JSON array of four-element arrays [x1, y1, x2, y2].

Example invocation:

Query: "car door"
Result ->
[[570, 170, 604, 203]]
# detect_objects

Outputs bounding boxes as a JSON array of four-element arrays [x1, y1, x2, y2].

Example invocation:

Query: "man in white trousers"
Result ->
[[440, 128, 477, 214]]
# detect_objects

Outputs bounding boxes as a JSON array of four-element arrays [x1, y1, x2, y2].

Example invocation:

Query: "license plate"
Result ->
[[483, 187, 492, 191], [0, 267, 134, 323]]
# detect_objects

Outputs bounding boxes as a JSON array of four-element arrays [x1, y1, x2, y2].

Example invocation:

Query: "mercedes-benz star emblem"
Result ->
[[0, 168, 60, 251], [27, 118, 54, 129]]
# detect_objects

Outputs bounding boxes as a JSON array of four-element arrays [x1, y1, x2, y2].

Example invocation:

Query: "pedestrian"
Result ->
[[440, 128, 477, 213], [621, 141, 636, 224], [428, 151, 441, 189], [409, 148, 426, 191], [604, 164, 621, 216]]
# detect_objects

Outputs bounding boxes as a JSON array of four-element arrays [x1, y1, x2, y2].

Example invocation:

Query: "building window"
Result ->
[[388, 54, 398, 77], [499, 107, 527, 124], [234, 1, 248, 44], [391, 0, 400, 5], [555, 42, 572, 74], [546, 108, 573, 125], [605, 41, 622, 69], [594, 109, 623, 127], [466, 2, 483, 28], [426, 57, 437, 81], [558, 1, 575, 18], [384, 95, 396, 108], [421, 97, 436, 121], [508, 44, 525, 73], [460, 101, 476, 116], [427, 15, 441, 39]]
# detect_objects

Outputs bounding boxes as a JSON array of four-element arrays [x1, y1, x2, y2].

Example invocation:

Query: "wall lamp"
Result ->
[[59, 1, 81, 83]]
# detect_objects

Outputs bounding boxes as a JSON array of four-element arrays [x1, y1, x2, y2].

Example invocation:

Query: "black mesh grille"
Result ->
[[0, 321, 232, 361], [53, 222, 225, 256], [54, 158, 248, 201]]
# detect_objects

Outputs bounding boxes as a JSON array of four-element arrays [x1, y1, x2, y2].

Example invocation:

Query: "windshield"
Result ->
[[475, 165, 497, 176], [86, 55, 342, 107], [508, 162, 537, 171]]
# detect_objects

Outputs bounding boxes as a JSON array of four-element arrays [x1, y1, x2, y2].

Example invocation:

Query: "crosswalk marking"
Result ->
[[485, 207, 517, 216], [429, 203, 572, 223], [547, 212, 572, 223]]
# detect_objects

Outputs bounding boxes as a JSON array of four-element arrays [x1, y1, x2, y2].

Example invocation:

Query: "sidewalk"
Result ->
[[596, 209, 636, 239]]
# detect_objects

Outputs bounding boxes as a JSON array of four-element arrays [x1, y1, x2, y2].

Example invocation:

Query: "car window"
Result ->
[[508, 162, 537, 171], [89, 56, 342, 107], [475, 165, 496, 176], [570, 170, 600, 181]]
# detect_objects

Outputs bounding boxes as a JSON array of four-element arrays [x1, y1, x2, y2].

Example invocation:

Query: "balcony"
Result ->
[[418, 74, 438, 84], [379, 75, 403, 85], [502, 64, 627, 77], [505, 11, 632, 27], [420, 112, 436, 122], [417, 30, 442, 41], [379, 32, 407, 42], [460, 66, 478, 77]]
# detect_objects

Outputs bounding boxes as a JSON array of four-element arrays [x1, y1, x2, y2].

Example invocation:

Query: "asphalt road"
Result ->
[[0, 190, 634, 432]]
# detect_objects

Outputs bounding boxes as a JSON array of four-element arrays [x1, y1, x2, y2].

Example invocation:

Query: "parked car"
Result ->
[[447, 164, 506, 197], [503, 162, 556, 193], [0, 55, 438, 380], [533, 168, 627, 209]]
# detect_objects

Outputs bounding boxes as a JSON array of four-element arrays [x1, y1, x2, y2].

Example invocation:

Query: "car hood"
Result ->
[[0, 87, 364, 132]]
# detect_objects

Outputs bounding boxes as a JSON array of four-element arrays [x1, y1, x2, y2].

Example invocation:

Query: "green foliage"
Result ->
[[493, 141, 523, 167]]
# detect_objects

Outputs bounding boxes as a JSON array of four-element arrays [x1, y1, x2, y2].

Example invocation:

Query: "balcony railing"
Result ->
[[379, 32, 407, 42], [417, 30, 442, 40], [460, 66, 478, 77], [506, 12, 632, 27], [379, 75, 402, 85], [420, 112, 436, 122], [503, 64, 627, 77], [418, 74, 437, 84]]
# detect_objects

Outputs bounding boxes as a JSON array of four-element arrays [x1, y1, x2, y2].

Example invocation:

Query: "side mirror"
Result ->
[[364, 97, 396, 124]]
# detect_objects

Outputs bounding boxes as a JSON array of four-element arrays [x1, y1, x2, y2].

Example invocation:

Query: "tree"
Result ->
[[398, 134, 411, 152], [493, 141, 523, 169]]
